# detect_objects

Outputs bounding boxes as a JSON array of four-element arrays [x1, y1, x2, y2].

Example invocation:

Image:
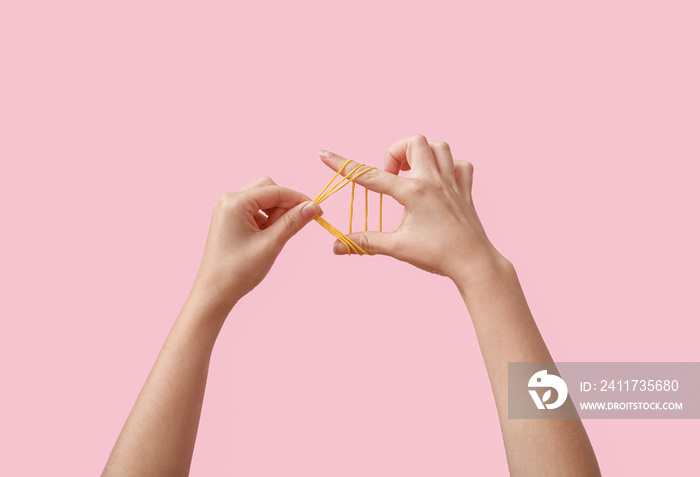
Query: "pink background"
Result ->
[[1, 1, 699, 475]]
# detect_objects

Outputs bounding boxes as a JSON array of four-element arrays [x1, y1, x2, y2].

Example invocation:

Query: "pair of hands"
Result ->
[[191, 135, 504, 313]]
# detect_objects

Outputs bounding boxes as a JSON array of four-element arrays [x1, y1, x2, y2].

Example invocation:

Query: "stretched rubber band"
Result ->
[[313, 159, 382, 255]]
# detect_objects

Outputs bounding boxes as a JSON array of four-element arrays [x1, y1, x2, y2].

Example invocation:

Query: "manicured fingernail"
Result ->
[[318, 149, 332, 158], [302, 201, 321, 219]]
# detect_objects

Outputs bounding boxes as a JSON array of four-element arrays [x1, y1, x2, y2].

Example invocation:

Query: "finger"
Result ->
[[265, 200, 321, 245], [244, 185, 312, 212], [265, 206, 290, 227], [385, 134, 438, 177], [453, 160, 474, 197], [262, 203, 283, 224], [318, 150, 407, 203], [428, 140, 457, 183], [239, 176, 276, 191], [254, 211, 268, 229], [332, 231, 395, 256], [266, 200, 325, 227], [384, 151, 413, 175]]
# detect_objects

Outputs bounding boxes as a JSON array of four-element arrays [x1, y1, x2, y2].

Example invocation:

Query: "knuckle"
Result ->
[[360, 235, 373, 254], [411, 133, 428, 144], [259, 175, 274, 184], [455, 161, 474, 174], [362, 166, 380, 179], [433, 140, 451, 151], [354, 233, 373, 255]]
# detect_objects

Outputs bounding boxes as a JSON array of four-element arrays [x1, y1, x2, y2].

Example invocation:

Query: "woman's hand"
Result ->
[[190, 177, 321, 315], [103, 176, 323, 477], [320, 135, 506, 285]]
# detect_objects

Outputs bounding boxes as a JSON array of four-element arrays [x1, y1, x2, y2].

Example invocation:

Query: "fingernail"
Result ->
[[318, 149, 332, 158], [301, 201, 321, 219], [333, 241, 346, 254]]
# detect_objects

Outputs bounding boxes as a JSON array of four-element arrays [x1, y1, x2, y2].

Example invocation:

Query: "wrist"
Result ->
[[450, 249, 516, 297], [180, 279, 241, 336], [191, 270, 246, 311]]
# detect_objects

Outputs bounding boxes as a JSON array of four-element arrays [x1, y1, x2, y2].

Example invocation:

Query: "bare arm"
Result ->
[[319, 135, 600, 476], [102, 178, 322, 476], [454, 259, 599, 475]]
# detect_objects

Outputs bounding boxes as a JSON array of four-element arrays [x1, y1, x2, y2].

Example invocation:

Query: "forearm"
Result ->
[[103, 293, 230, 477], [455, 255, 600, 476], [102, 181, 317, 476]]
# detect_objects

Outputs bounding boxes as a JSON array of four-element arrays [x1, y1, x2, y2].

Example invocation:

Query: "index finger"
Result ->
[[318, 149, 407, 203], [242, 185, 312, 212]]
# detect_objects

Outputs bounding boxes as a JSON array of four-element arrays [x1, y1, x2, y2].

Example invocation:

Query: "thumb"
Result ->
[[333, 231, 394, 256], [267, 200, 322, 245]]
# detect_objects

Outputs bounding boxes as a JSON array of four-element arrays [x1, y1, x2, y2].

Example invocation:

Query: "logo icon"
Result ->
[[528, 370, 568, 410]]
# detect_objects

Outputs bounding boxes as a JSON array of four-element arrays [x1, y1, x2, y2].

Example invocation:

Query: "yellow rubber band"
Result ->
[[312, 158, 382, 255], [349, 181, 355, 234], [363, 187, 368, 231]]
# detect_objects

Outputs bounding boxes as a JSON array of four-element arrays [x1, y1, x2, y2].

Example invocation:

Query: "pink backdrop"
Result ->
[[1, 1, 699, 475]]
